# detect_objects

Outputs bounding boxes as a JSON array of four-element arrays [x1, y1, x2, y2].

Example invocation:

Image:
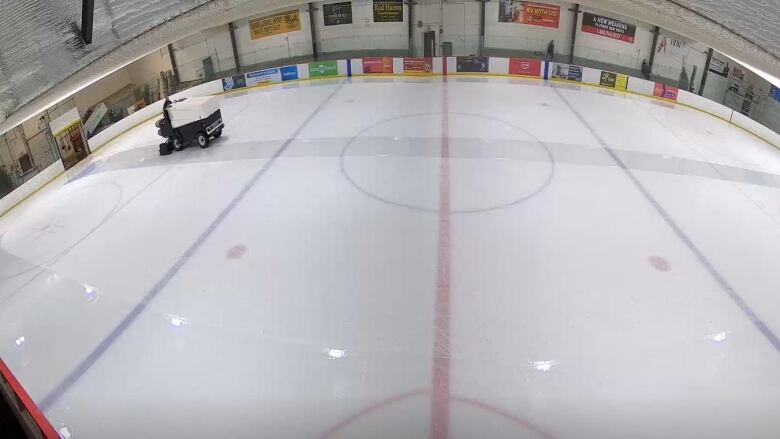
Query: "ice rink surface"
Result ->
[[2, 76, 780, 438]]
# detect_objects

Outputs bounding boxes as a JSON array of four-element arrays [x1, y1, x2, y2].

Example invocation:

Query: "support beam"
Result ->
[[167, 44, 180, 86], [81, 0, 95, 44], [478, 0, 486, 56], [699, 48, 714, 96], [228, 22, 241, 74], [568, 4, 579, 64], [308, 3, 319, 60], [647, 26, 660, 72], [408, 0, 415, 56]]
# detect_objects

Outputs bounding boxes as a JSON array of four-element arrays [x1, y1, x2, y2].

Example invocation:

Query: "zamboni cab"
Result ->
[[156, 96, 224, 155]]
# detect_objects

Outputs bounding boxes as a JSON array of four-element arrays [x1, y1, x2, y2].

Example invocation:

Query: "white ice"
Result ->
[[1, 76, 780, 439]]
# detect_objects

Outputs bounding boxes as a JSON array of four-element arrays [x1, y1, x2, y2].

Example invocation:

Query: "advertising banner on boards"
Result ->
[[599, 71, 627, 90], [244, 66, 299, 86], [249, 10, 301, 39], [280, 65, 299, 81], [373, 0, 403, 22], [309, 61, 339, 78], [550, 63, 582, 82], [456, 56, 489, 73], [362, 57, 394, 74], [403, 57, 433, 74], [498, 1, 561, 29], [245, 68, 282, 86], [581, 12, 635, 43], [222, 74, 247, 91], [653, 82, 679, 100], [508, 58, 542, 76], [323, 2, 353, 26]]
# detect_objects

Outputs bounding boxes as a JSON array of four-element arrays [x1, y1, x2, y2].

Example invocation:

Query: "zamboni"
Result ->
[[156, 96, 224, 155]]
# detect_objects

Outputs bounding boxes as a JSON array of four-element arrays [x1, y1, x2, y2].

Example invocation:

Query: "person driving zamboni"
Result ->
[[157, 96, 224, 156]]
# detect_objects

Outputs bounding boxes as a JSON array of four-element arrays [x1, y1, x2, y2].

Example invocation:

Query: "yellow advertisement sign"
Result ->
[[249, 10, 301, 40], [615, 74, 628, 90]]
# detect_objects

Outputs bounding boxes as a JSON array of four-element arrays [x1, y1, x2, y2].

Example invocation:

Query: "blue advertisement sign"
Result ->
[[280, 65, 299, 81], [770, 85, 780, 102]]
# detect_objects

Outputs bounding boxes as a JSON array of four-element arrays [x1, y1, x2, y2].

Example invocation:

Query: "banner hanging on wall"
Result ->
[[498, 1, 561, 29], [508, 58, 542, 76], [456, 56, 489, 73], [249, 10, 301, 40], [221, 74, 247, 91], [403, 57, 433, 74], [770, 85, 780, 103], [655, 32, 690, 61], [323, 2, 353, 26], [599, 71, 627, 90], [363, 57, 393, 74], [309, 61, 339, 78], [581, 12, 635, 43], [708, 53, 731, 78], [373, 0, 403, 22], [550, 63, 582, 82]]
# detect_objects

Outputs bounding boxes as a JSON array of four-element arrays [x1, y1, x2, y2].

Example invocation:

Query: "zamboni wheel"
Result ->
[[197, 131, 210, 148], [159, 141, 173, 156], [173, 137, 184, 151], [213, 128, 222, 138]]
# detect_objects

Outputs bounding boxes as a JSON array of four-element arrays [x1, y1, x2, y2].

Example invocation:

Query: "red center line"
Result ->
[[0, 359, 59, 439], [430, 75, 452, 439]]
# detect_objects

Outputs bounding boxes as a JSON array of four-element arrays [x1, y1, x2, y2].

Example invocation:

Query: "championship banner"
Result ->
[[249, 10, 301, 40], [403, 57, 433, 74], [373, 0, 403, 22], [550, 63, 582, 82], [222, 74, 247, 91], [582, 12, 635, 43], [245, 68, 282, 86], [456, 56, 489, 73], [323, 2, 353, 26], [498, 1, 560, 29], [508, 58, 542, 76], [309, 61, 339, 78], [599, 71, 627, 90], [653, 82, 679, 101], [362, 57, 393, 74]]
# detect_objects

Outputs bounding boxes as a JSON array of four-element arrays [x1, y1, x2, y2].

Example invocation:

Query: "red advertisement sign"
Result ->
[[362, 57, 393, 74], [581, 12, 636, 43], [499, 2, 560, 29], [653, 82, 679, 101], [508, 58, 542, 77], [403, 57, 433, 74], [520, 2, 560, 28]]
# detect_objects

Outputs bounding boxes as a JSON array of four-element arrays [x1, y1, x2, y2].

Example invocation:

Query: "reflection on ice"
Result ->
[[532, 360, 557, 372], [327, 348, 346, 360]]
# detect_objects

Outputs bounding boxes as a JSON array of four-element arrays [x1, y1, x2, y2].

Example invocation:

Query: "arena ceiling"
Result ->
[[0, 0, 778, 135]]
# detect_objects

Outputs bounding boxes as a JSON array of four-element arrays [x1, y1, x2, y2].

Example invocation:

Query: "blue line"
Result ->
[[347, 58, 352, 77], [543, 61, 549, 80], [39, 81, 346, 412], [553, 87, 780, 354]]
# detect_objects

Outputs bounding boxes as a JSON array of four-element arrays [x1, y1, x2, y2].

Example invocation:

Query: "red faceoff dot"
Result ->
[[648, 256, 670, 272], [227, 245, 248, 259]]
